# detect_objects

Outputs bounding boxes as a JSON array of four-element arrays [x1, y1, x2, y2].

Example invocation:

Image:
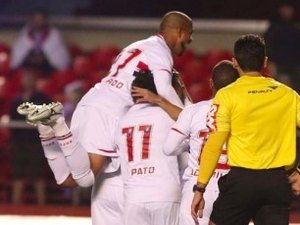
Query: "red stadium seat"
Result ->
[[72, 54, 93, 79], [89, 46, 120, 71], [68, 43, 84, 60], [187, 81, 212, 103], [181, 58, 210, 86], [173, 49, 197, 71], [201, 49, 233, 72]]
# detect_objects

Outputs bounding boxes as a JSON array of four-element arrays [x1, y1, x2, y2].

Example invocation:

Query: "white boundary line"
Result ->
[[0, 215, 91, 225], [0, 215, 299, 225]]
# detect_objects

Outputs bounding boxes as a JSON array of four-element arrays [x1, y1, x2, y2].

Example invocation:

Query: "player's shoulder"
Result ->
[[191, 99, 212, 111], [181, 99, 212, 116]]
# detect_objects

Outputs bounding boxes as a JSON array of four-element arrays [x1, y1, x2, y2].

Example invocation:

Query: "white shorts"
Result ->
[[124, 201, 180, 225], [71, 105, 120, 172], [91, 177, 124, 225], [180, 171, 226, 225]]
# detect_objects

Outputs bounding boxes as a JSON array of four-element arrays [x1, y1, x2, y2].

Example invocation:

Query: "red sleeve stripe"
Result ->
[[97, 148, 117, 154], [171, 127, 186, 136]]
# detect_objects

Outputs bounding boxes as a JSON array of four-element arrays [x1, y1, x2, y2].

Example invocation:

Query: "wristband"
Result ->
[[193, 184, 206, 193]]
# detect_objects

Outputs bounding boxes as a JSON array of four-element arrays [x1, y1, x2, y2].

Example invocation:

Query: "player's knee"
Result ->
[[73, 170, 95, 187]]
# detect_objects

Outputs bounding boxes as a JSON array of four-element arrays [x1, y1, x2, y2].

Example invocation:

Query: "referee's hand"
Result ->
[[191, 192, 205, 225], [289, 171, 300, 196]]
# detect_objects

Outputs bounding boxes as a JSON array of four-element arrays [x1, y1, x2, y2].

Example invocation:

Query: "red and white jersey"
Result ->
[[165, 99, 230, 181], [71, 34, 183, 172], [78, 34, 184, 117], [116, 104, 181, 203]]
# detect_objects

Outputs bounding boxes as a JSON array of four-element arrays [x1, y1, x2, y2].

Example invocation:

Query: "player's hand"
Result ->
[[191, 191, 205, 225], [131, 86, 161, 104], [289, 170, 300, 196]]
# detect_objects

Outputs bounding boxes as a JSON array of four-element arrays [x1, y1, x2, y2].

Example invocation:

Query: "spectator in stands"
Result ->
[[9, 68, 52, 205], [10, 10, 71, 76], [264, 1, 300, 93]]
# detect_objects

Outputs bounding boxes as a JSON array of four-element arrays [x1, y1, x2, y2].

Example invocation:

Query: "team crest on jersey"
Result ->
[[206, 104, 219, 132]]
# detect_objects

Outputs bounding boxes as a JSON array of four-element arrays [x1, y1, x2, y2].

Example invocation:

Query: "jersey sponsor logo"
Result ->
[[206, 104, 219, 132], [131, 166, 155, 175], [248, 85, 278, 94]]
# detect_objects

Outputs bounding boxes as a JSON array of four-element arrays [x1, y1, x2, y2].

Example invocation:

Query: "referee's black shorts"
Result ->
[[210, 166, 292, 225]]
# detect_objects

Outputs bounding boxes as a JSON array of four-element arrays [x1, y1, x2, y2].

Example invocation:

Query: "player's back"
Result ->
[[171, 100, 229, 181], [117, 104, 181, 203], [78, 35, 173, 116]]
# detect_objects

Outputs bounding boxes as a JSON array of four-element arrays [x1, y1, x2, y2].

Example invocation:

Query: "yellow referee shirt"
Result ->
[[210, 73, 300, 169]]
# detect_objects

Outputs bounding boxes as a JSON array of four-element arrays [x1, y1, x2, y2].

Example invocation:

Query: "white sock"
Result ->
[[37, 123, 54, 139], [56, 132, 95, 187], [52, 116, 71, 137], [40, 137, 71, 185]]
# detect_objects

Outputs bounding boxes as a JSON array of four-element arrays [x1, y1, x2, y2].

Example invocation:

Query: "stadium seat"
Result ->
[[173, 49, 197, 71], [89, 46, 120, 71]]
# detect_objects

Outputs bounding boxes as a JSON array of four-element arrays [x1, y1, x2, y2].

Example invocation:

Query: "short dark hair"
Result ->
[[212, 60, 239, 91], [234, 34, 266, 72], [131, 69, 158, 103]]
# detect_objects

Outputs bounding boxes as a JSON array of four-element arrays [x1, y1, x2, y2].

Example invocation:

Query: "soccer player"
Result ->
[[191, 34, 300, 225], [18, 11, 193, 225], [164, 60, 238, 225], [116, 69, 182, 225]]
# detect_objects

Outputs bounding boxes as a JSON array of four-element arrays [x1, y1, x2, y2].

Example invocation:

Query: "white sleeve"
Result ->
[[163, 106, 192, 155], [152, 69, 184, 108], [163, 130, 189, 155]]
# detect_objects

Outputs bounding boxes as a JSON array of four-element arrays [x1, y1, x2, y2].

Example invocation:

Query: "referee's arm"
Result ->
[[197, 131, 229, 187]]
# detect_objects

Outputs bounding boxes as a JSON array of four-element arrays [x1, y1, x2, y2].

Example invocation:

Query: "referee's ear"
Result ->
[[232, 57, 238, 69], [232, 57, 242, 75]]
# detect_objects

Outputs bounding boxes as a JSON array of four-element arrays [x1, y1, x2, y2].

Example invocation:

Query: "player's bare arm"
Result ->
[[132, 86, 182, 120]]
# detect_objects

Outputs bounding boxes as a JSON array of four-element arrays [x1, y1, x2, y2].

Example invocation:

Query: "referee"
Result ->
[[191, 34, 300, 225]]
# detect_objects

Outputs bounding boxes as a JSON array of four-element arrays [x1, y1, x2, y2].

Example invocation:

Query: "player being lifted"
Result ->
[[17, 11, 193, 225]]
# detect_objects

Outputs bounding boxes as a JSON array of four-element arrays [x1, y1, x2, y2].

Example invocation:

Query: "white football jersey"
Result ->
[[167, 99, 229, 181], [165, 99, 230, 225], [71, 34, 184, 168], [116, 104, 181, 203], [77, 34, 183, 117]]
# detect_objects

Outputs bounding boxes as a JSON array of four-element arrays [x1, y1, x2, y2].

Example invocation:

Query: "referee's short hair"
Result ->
[[234, 34, 266, 72]]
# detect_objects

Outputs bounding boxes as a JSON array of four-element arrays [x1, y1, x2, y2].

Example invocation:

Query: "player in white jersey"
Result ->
[[17, 11, 193, 225], [116, 69, 183, 225], [163, 60, 239, 225]]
